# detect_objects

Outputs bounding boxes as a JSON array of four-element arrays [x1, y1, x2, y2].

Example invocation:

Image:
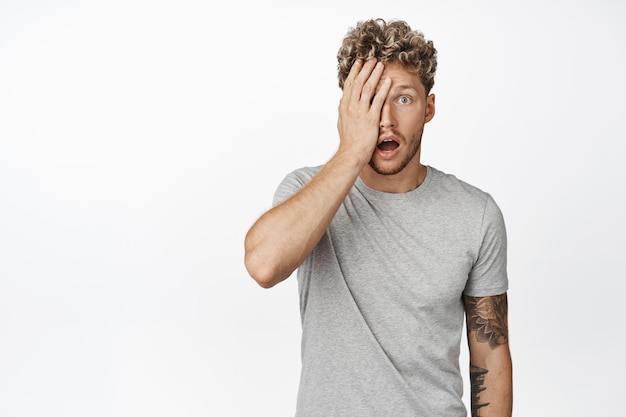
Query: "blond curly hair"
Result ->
[[337, 19, 437, 94]]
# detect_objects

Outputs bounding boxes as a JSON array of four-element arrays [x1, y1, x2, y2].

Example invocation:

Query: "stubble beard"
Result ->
[[368, 128, 424, 176]]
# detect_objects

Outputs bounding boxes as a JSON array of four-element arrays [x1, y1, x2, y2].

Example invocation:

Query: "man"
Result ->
[[244, 18, 512, 417]]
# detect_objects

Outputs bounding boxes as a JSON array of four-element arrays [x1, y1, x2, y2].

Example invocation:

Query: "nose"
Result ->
[[379, 101, 395, 129]]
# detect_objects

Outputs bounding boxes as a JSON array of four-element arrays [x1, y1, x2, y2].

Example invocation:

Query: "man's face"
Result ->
[[369, 62, 435, 176]]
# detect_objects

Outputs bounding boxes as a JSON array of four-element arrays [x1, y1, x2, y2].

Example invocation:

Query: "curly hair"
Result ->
[[337, 19, 437, 94]]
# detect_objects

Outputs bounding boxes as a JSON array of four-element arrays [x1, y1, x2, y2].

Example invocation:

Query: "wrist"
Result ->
[[334, 144, 372, 170], [333, 147, 370, 172]]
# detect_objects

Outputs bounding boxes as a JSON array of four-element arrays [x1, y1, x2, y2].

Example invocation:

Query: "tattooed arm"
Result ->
[[464, 293, 513, 417]]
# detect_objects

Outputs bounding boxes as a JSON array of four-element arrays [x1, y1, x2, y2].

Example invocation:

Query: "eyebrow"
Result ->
[[391, 84, 419, 93]]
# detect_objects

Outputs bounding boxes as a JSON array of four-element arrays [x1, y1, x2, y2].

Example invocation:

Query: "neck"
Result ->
[[360, 161, 426, 193]]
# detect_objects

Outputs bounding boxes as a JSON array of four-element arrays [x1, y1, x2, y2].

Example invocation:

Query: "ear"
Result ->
[[424, 94, 436, 123]]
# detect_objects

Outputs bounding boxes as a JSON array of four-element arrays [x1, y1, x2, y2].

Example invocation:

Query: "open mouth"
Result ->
[[377, 139, 399, 152]]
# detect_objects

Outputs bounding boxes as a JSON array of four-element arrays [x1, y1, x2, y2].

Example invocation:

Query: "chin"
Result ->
[[369, 161, 406, 176]]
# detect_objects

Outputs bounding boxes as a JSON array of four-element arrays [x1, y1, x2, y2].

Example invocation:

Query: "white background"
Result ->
[[1, 0, 625, 416]]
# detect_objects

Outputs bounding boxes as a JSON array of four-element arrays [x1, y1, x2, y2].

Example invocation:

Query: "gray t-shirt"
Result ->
[[273, 165, 508, 417]]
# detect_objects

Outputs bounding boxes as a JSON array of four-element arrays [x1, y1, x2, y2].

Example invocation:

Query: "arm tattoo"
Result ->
[[470, 364, 490, 417], [465, 293, 508, 349]]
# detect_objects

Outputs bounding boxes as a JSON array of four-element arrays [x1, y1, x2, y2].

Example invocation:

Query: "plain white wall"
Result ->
[[1, 0, 625, 416]]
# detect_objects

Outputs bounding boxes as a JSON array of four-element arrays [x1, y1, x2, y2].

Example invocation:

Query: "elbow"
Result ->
[[249, 266, 279, 289], [244, 228, 294, 288], [255, 276, 279, 289], [244, 250, 282, 289]]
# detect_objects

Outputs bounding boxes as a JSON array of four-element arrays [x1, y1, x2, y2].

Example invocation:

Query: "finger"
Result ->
[[359, 61, 385, 106], [370, 76, 392, 114], [341, 59, 363, 103], [350, 58, 379, 102]]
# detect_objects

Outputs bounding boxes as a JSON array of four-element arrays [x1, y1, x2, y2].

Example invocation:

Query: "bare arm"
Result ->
[[464, 293, 513, 417], [244, 59, 391, 288]]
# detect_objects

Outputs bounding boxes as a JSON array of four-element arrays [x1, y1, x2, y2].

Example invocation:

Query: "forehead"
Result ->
[[380, 62, 424, 93]]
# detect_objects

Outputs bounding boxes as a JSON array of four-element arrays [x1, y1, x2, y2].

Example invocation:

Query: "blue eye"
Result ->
[[398, 96, 411, 104]]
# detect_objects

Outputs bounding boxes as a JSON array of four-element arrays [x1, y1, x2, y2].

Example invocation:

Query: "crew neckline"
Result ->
[[355, 165, 434, 199]]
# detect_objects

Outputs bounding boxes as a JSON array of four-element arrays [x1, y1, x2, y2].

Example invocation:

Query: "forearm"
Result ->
[[469, 347, 512, 417], [244, 149, 364, 288]]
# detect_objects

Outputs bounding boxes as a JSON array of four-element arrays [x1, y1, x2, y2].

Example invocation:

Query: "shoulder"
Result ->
[[428, 166, 495, 207], [282, 165, 323, 185], [273, 165, 323, 206]]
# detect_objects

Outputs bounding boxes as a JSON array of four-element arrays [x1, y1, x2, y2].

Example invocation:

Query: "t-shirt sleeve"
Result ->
[[272, 168, 313, 207], [464, 194, 508, 297]]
